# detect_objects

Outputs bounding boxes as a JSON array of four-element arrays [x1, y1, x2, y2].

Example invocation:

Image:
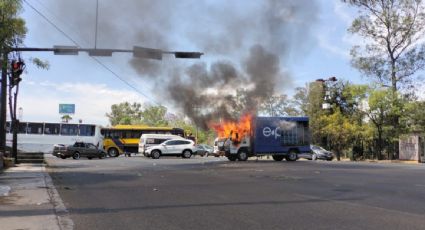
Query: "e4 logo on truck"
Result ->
[[263, 127, 281, 139]]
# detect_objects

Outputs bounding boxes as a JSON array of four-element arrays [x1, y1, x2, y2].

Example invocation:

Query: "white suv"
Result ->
[[145, 139, 196, 159]]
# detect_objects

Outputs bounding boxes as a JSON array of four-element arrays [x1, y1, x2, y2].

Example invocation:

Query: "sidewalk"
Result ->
[[0, 163, 73, 230]]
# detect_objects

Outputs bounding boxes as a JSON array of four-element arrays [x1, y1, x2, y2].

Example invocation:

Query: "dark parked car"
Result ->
[[195, 144, 215, 157], [53, 142, 107, 160], [310, 145, 334, 161]]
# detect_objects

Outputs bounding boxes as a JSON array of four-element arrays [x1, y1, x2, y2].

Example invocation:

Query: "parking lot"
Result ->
[[45, 154, 425, 230]]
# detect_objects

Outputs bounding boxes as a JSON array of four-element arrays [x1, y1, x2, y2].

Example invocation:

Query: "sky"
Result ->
[[15, 0, 371, 126]]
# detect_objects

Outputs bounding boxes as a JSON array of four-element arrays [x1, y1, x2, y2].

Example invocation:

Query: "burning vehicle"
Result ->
[[211, 115, 311, 161]]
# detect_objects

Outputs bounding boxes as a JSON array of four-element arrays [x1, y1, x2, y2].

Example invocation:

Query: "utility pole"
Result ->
[[0, 52, 9, 157]]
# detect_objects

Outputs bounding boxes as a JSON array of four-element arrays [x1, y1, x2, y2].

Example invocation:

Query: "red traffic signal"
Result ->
[[10, 60, 25, 86]]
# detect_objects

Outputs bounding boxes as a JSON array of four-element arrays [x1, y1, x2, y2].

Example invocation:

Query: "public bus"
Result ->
[[5, 121, 103, 153], [100, 125, 185, 157]]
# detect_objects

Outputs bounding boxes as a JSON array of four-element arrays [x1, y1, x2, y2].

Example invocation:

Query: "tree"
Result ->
[[0, 0, 26, 50], [345, 0, 425, 93], [1, 0, 26, 161], [366, 89, 400, 159], [140, 105, 169, 127], [260, 94, 290, 116], [166, 113, 216, 144], [319, 110, 357, 161], [345, 0, 425, 158], [402, 100, 425, 132], [61, 115, 72, 123], [291, 86, 309, 116], [105, 102, 142, 126]]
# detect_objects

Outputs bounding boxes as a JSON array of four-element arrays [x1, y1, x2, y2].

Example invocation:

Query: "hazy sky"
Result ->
[[16, 0, 368, 126]]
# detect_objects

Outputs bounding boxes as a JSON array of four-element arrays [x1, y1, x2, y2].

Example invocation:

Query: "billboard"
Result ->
[[59, 104, 75, 114]]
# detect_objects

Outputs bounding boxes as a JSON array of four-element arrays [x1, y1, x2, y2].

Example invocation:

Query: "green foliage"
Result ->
[[165, 113, 216, 144], [291, 86, 309, 116], [30, 57, 49, 69], [259, 94, 289, 116], [345, 0, 425, 92], [402, 101, 425, 132], [105, 102, 142, 126], [303, 81, 375, 160], [319, 110, 356, 160], [0, 0, 26, 50], [140, 105, 169, 127], [61, 114, 72, 123]]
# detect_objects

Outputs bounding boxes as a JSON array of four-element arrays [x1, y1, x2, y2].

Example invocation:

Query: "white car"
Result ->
[[145, 139, 196, 159]]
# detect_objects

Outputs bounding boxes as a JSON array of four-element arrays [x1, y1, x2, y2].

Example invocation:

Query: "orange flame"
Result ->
[[209, 114, 252, 142]]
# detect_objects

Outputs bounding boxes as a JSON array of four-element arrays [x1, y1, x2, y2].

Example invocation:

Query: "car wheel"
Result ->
[[237, 149, 248, 161], [72, 152, 80, 160], [88, 156, 92, 160], [151, 150, 161, 159], [285, 150, 298, 161], [60, 155, 66, 159], [272, 155, 284, 161], [227, 155, 237, 161], [312, 153, 317, 161], [108, 148, 119, 157], [182, 150, 192, 159]]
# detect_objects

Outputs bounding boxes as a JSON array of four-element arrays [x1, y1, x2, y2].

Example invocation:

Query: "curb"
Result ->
[[44, 165, 74, 230]]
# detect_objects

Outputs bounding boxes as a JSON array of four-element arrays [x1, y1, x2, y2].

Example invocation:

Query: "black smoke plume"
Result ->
[[43, 0, 318, 129]]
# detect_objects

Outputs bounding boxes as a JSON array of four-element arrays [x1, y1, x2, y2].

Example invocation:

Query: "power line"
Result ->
[[22, 0, 160, 106]]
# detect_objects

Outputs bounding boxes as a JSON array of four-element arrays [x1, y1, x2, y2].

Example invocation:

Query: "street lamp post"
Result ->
[[0, 46, 203, 161], [316, 76, 337, 111], [315, 76, 338, 157]]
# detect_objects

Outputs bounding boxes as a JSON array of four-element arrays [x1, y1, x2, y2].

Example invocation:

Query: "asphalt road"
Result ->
[[46, 155, 425, 230]]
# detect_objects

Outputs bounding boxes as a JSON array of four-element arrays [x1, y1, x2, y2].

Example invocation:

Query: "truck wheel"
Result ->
[[272, 155, 284, 161], [108, 148, 119, 157], [237, 149, 248, 161], [286, 150, 298, 161], [72, 152, 80, 160], [151, 150, 161, 159], [227, 155, 237, 161], [182, 150, 192, 158]]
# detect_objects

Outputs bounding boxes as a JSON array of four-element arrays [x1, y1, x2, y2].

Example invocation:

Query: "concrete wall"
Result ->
[[399, 135, 420, 161]]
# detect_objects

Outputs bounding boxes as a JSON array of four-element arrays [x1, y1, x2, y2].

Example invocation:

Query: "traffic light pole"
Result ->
[[0, 52, 8, 159], [0, 46, 203, 159]]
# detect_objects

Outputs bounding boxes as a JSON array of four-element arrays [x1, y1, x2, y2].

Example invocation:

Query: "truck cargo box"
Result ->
[[252, 116, 311, 154]]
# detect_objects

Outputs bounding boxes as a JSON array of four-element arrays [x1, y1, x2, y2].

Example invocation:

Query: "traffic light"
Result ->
[[10, 59, 25, 87], [174, 52, 203, 59]]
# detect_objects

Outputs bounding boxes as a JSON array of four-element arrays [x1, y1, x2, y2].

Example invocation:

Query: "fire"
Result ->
[[210, 114, 252, 142]]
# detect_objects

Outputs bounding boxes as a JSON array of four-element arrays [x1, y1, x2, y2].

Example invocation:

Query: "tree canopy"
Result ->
[[345, 0, 425, 93], [0, 0, 26, 51]]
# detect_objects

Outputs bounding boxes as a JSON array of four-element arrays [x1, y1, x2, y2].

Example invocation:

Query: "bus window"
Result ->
[[79, 125, 95, 136], [172, 128, 185, 137], [131, 130, 142, 138], [121, 130, 130, 138], [61, 124, 78, 136], [101, 129, 110, 138], [27, 123, 44, 134], [19, 122, 27, 134], [44, 123, 60, 135], [111, 130, 121, 139]]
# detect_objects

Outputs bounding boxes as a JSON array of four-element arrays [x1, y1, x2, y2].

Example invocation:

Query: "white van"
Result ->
[[139, 134, 184, 156]]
